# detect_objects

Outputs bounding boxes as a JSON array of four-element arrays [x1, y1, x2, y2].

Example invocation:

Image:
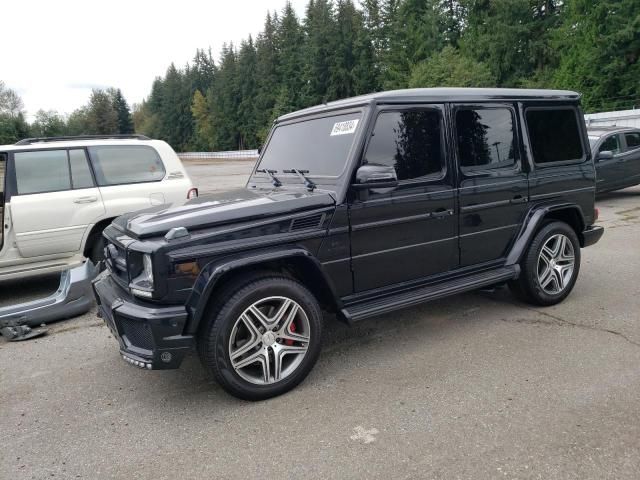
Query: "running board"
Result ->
[[341, 265, 519, 323]]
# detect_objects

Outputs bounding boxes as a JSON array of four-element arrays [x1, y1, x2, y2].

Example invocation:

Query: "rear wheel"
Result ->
[[509, 221, 580, 306], [198, 275, 323, 401]]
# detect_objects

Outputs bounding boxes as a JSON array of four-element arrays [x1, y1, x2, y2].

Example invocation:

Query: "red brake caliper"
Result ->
[[285, 320, 296, 346]]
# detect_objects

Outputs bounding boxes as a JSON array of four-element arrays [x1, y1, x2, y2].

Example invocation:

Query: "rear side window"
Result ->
[[14, 150, 71, 194], [625, 132, 640, 150], [456, 107, 516, 171], [365, 109, 443, 181], [88, 146, 165, 186], [526, 108, 584, 164]]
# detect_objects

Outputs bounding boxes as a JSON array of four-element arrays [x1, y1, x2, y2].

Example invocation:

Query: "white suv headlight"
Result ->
[[130, 254, 154, 298]]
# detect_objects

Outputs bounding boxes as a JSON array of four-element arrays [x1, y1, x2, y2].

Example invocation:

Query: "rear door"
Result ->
[[88, 145, 168, 216], [453, 104, 529, 267], [9, 148, 105, 257], [621, 131, 640, 186], [0, 152, 6, 253]]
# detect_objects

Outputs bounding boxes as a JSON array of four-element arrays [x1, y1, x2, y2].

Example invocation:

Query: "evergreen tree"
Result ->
[[553, 0, 640, 111], [255, 12, 281, 141], [86, 89, 118, 134], [112, 89, 134, 134], [303, 0, 337, 104], [276, 2, 306, 110]]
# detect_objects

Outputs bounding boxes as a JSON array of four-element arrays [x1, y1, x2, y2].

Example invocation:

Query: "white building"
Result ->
[[584, 109, 640, 129]]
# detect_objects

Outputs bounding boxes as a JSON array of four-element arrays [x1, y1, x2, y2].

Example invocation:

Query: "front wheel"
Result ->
[[509, 221, 581, 306], [198, 275, 323, 401]]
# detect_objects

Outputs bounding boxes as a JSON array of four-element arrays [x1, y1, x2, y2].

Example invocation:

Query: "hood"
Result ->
[[113, 188, 336, 239]]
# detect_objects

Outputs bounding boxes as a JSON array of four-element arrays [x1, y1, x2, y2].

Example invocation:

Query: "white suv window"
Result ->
[[88, 145, 165, 186], [14, 150, 71, 194]]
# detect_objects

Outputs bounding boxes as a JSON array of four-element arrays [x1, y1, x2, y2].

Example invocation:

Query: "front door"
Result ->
[[9, 148, 105, 258], [453, 104, 529, 266], [348, 105, 458, 292], [595, 133, 624, 191]]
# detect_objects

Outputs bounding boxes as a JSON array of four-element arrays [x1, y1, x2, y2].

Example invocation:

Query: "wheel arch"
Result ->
[[185, 247, 341, 335], [83, 217, 116, 257], [507, 203, 587, 266]]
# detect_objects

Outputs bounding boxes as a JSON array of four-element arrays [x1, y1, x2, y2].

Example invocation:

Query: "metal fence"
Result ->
[[585, 109, 640, 129], [178, 150, 259, 161]]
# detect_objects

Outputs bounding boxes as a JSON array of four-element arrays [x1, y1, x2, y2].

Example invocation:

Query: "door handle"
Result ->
[[74, 196, 98, 204], [510, 195, 527, 204], [431, 209, 454, 219]]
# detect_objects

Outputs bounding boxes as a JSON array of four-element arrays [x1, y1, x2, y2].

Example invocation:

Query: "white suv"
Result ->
[[0, 135, 197, 281]]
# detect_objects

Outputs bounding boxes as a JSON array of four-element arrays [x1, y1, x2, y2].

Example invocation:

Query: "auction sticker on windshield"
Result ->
[[330, 119, 359, 136]]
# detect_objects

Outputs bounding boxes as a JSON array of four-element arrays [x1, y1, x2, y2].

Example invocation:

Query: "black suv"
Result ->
[[94, 88, 604, 400]]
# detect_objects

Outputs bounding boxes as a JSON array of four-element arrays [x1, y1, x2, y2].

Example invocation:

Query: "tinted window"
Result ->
[[88, 146, 165, 186], [600, 135, 621, 154], [365, 110, 443, 181], [456, 108, 516, 171], [257, 113, 362, 177], [625, 132, 640, 150], [526, 109, 584, 163], [69, 149, 94, 189], [14, 150, 71, 195], [0, 153, 5, 197]]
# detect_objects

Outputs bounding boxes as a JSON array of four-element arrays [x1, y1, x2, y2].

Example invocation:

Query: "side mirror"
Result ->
[[597, 150, 614, 161], [352, 164, 399, 189]]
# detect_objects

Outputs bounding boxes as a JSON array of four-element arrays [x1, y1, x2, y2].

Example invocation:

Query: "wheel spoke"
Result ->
[[541, 245, 555, 263], [271, 298, 294, 329], [549, 235, 563, 257], [248, 305, 273, 330], [230, 327, 261, 362], [233, 347, 267, 370], [552, 268, 564, 290], [272, 344, 307, 382], [539, 266, 554, 290]]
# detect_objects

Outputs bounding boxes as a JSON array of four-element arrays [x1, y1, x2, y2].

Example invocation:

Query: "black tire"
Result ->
[[197, 274, 323, 401], [509, 221, 581, 306], [88, 234, 106, 263]]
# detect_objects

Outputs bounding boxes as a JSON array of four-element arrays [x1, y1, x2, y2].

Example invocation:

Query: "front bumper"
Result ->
[[581, 225, 604, 248], [93, 273, 193, 370]]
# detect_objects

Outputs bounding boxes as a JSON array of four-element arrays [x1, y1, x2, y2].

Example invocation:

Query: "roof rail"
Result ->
[[15, 134, 151, 146]]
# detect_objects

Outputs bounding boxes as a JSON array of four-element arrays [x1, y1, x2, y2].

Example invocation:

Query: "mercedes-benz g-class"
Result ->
[[94, 88, 604, 400]]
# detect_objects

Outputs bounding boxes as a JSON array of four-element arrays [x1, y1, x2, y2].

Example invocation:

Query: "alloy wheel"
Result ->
[[228, 296, 311, 385], [536, 233, 575, 295]]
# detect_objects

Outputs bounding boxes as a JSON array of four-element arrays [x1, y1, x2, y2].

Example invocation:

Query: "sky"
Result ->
[[2, 0, 309, 120]]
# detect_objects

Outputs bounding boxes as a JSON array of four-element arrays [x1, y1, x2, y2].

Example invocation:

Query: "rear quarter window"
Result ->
[[88, 145, 165, 186], [526, 108, 584, 164]]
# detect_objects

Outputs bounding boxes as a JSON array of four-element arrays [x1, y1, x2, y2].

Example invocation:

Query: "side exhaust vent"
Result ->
[[290, 214, 325, 232]]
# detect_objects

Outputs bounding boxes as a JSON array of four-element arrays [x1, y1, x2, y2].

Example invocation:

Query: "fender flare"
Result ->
[[506, 203, 586, 266], [184, 247, 340, 334]]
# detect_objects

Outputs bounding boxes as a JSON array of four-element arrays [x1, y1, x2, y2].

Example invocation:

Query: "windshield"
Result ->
[[588, 136, 599, 149], [257, 112, 362, 177]]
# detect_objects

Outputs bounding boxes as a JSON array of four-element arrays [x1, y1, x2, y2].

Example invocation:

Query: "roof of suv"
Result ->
[[278, 87, 581, 121], [0, 136, 165, 152], [587, 126, 639, 137]]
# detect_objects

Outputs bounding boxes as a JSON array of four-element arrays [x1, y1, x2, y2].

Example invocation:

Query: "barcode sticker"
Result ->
[[330, 119, 359, 136]]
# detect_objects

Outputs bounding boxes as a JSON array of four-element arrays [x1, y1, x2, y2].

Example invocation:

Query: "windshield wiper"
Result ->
[[256, 168, 282, 188], [283, 168, 316, 191]]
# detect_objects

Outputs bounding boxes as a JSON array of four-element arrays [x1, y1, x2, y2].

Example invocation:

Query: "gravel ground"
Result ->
[[1, 161, 639, 480]]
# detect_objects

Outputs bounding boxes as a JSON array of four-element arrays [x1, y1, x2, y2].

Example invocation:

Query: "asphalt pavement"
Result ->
[[0, 161, 639, 480]]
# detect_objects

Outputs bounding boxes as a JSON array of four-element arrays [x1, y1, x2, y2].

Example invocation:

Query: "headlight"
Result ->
[[130, 254, 154, 298]]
